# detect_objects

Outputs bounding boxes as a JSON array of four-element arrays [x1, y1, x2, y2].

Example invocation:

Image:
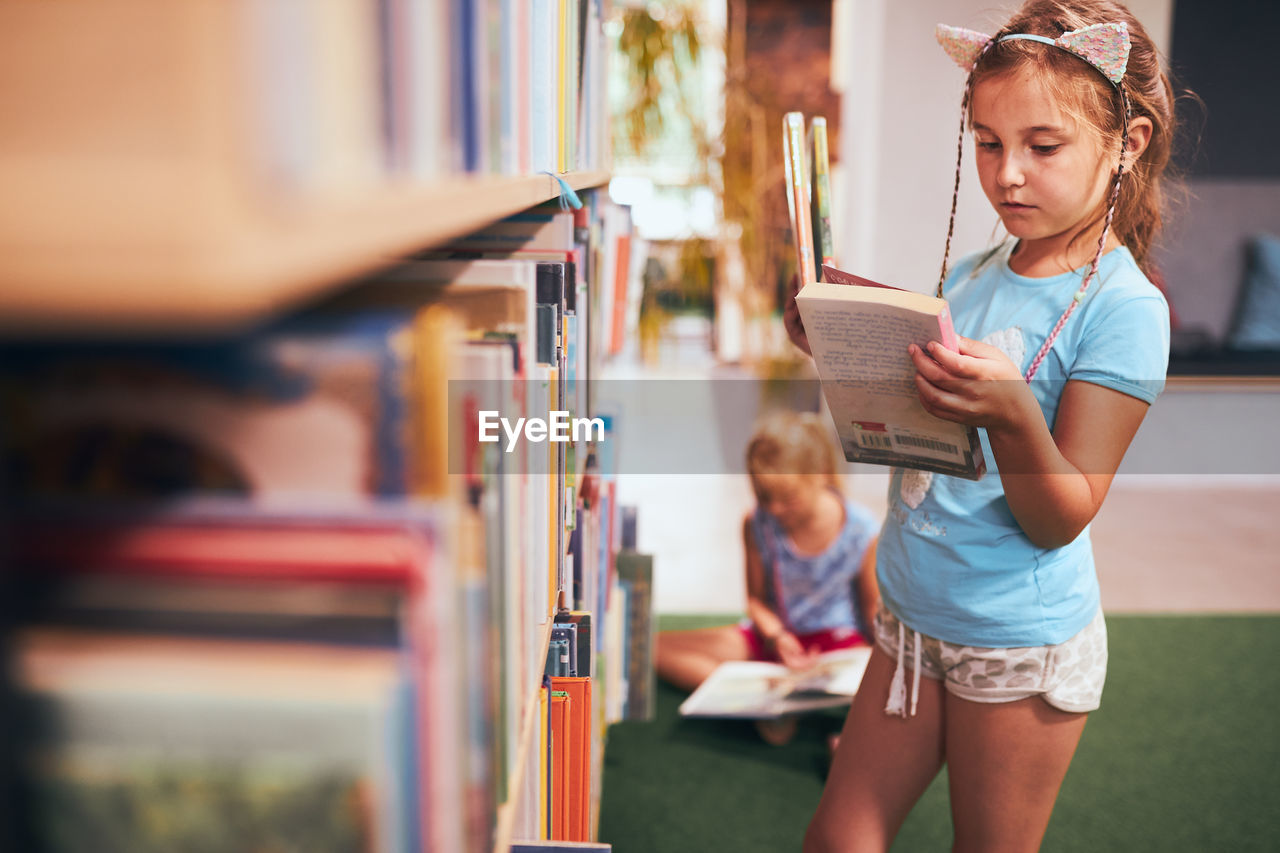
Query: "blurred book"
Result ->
[[614, 550, 654, 722], [808, 115, 836, 269], [782, 111, 817, 287], [7, 509, 478, 853], [678, 647, 872, 719], [13, 626, 413, 853], [547, 675, 591, 842], [0, 311, 426, 504]]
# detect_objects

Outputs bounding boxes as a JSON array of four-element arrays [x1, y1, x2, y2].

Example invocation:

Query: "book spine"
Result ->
[[810, 116, 836, 269], [783, 112, 817, 286], [615, 551, 654, 721], [937, 304, 959, 352]]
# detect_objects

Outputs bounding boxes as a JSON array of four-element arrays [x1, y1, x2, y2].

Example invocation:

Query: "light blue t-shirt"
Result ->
[[876, 242, 1170, 647]]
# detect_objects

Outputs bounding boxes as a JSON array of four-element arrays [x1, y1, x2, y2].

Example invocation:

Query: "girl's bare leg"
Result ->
[[945, 695, 1088, 853], [654, 625, 752, 693], [803, 647, 945, 853]]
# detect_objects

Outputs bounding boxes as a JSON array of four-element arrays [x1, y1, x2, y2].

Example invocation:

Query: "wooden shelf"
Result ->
[[0, 171, 609, 336], [0, 0, 608, 336]]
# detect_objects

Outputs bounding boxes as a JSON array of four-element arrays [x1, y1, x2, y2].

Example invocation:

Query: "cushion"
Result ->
[[1227, 234, 1280, 350]]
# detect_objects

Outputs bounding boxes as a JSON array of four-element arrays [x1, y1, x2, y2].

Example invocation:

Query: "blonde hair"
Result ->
[[971, 0, 1177, 274], [745, 411, 843, 491]]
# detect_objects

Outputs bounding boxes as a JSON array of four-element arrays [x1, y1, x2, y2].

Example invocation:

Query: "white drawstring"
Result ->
[[884, 620, 921, 718], [885, 620, 907, 716], [910, 630, 922, 717]]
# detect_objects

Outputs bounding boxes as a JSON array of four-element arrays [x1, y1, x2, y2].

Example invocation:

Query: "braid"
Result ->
[[937, 81, 972, 298], [937, 38, 999, 299], [1024, 86, 1131, 381]]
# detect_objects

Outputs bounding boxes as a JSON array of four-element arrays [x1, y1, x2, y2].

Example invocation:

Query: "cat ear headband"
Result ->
[[933, 21, 1134, 382], [936, 22, 1132, 85]]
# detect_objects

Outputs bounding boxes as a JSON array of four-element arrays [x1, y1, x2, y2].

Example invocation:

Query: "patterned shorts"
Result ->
[[873, 607, 1108, 713]]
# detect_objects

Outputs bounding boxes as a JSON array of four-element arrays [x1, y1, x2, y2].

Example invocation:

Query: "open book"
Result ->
[[678, 647, 871, 719], [795, 265, 987, 480]]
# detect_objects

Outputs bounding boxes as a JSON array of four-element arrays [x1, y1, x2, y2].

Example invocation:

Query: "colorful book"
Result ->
[[548, 675, 591, 842], [551, 623, 578, 677], [783, 111, 817, 287], [12, 626, 413, 853], [539, 681, 551, 838], [546, 637, 571, 677], [0, 312, 419, 502], [555, 610, 593, 679], [809, 115, 836, 269], [548, 689, 570, 840], [614, 550, 655, 721]]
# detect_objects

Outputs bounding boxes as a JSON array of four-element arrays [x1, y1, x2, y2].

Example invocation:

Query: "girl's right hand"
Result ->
[[783, 274, 812, 356], [774, 631, 818, 670]]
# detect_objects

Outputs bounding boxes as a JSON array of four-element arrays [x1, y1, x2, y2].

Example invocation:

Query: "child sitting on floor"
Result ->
[[655, 410, 880, 743]]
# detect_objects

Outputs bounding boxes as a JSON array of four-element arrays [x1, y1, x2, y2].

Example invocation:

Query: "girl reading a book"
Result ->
[[794, 1, 1176, 850], [655, 410, 880, 744]]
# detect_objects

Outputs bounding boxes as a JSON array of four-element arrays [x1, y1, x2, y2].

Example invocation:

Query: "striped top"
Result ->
[[751, 494, 878, 637]]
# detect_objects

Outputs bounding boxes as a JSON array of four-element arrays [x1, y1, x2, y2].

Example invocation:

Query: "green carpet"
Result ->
[[598, 614, 1280, 852]]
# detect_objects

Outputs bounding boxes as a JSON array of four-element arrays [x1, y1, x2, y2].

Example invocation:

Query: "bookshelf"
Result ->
[[0, 171, 609, 333], [1, 2, 634, 853], [0, 0, 609, 334]]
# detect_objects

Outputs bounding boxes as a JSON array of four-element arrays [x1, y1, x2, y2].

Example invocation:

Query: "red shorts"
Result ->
[[739, 621, 867, 663]]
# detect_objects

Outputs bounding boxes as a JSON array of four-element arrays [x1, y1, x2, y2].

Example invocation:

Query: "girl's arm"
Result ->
[[743, 516, 816, 669], [909, 338, 1150, 549]]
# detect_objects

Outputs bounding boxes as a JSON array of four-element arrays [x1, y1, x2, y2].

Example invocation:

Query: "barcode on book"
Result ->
[[842, 422, 974, 471], [855, 431, 894, 450], [893, 434, 960, 456]]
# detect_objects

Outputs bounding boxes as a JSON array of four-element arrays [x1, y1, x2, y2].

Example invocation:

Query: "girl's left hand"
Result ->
[[908, 336, 1035, 433]]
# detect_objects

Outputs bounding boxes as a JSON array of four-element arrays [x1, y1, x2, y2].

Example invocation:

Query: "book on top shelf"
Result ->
[[782, 111, 817, 288], [795, 264, 987, 480], [678, 647, 872, 720], [808, 115, 836, 269]]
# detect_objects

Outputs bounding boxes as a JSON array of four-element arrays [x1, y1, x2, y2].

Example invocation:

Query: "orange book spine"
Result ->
[[538, 684, 550, 838], [549, 690, 570, 839], [547, 393, 559, 615], [609, 232, 631, 356], [550, 675, 592, 841]]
